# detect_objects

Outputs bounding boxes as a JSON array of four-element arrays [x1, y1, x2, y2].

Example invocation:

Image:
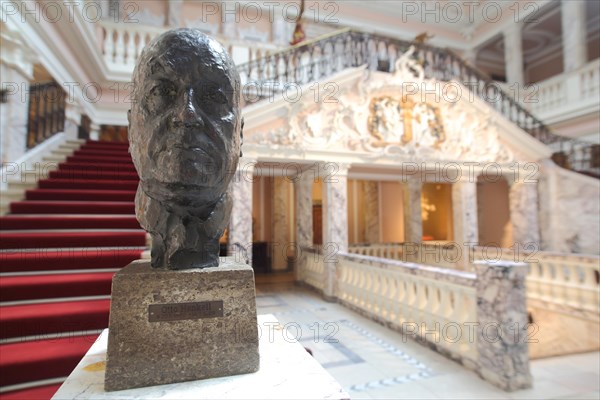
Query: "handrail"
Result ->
[[26, 82, 66, 149], [236, 29, 598, 176]]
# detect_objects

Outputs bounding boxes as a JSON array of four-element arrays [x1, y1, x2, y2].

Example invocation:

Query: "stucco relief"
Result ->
[[246, 46, 516, 163]]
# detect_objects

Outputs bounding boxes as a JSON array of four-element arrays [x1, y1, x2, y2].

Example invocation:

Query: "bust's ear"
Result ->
[[240, 117, 244, 158]]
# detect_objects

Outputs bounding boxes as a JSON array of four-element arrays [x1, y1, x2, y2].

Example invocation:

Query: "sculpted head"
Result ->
[[129, 29, 241, 208]]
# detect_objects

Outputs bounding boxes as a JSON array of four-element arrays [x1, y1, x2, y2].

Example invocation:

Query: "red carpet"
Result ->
[[25, 189, 136, 201], [0, 335, 98, 387], [1, 383, 63, 400], [0, 231, 146, 249], [49, 170, 139, 180], [0, 272, 115, 301], [1, 299, 110, 340], [0, 248, 144, 272], [0, 140, 145, 396], [10, 200, 135, 214], [0, 215, 140, 230], [38, 178, 139, 190]]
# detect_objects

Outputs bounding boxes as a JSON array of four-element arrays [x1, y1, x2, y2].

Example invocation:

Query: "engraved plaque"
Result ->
[[148, 300, 224, 322]]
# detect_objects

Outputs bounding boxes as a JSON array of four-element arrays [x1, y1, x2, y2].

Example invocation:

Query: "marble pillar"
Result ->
[[509, 180, 540, 251], [228, 159, 255, 266], [503, 24, 524, 85], [64, 103, 82, 140], [0, 29, 34, 165], [452, 179, 478, 267], [561, 0, 587, 72], [402, 179, 423, 244], [295, 172, 314, 248], [363, 181, 380, 244], [322, 163, 349, 299], [272, 176, 291, 271], [167, 0, 183, 27], [474, 260, 532, 391]]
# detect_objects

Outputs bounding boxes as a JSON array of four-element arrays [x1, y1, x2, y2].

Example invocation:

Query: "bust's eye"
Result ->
[[150, 82, 177, 98], [199, 86, 227, 105]]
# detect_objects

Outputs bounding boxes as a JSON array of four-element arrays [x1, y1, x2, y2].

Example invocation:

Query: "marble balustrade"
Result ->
[[99, 21, 278, 73], [349, 243, 600, 316], [297, 246, 532, 391]]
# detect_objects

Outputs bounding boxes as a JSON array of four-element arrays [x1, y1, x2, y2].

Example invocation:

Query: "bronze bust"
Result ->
[[128, 29, 242, 270]]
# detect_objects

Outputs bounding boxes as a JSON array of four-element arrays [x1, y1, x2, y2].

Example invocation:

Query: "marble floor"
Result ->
[[255, 274, 600, 400]]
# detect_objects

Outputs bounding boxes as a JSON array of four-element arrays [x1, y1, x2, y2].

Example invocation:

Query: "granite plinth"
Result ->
[[52, 315, 349, 399], [104, 259, 259, 391]]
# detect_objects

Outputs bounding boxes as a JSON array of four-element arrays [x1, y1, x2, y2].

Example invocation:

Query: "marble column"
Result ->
[[272, 176, 291, 271], [402, 178, 423, 244], [474, 260, 532, 391], [452, 179, 478, 268], [561, 0, 587, 72], [509, 180, 540, 251], [64, 102, 82, 140], [167, 0, 183, 27], [228, 159, 255, 266], [0, 29, 34, 165], [322, 163, 349, 299], [503, 24, 524, 85], [363, 181, 380, 244], [294, 172, 314, 249]]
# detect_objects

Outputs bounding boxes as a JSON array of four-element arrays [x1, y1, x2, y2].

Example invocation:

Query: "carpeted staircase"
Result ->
[[0, 140, 147, 399]]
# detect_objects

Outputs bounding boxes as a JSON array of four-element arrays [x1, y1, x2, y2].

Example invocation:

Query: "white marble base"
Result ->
[[52, 314, 348, 400]]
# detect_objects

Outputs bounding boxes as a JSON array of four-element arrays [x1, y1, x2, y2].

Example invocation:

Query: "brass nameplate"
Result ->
[[148, 301, 224, 322]]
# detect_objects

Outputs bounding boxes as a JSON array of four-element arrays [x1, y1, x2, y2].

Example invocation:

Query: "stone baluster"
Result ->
[[89, 123, 100, 141], [64, 102, 82, 140]]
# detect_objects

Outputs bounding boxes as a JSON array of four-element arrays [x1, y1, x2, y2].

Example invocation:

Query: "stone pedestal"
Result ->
[[104, 259, 259, 392]]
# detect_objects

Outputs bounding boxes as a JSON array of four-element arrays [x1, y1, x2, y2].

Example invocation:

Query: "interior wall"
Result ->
[[422, 183, 453, 241], [380, 182, 404, 243], [525, 53, 564, 84], [476, 178, 513, 247]]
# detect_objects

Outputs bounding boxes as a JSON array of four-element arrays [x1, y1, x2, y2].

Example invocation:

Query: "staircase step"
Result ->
[[0, 231, 146, 249], [66, 155, 134, 164], [0, 334, 97, 387], [1, 383, 62, 400], [74, 149, 131, 157], [25, 189, 136, 202], [48, 170, 139, 181], [0, 272, 115, 302], [0, 249, 143, 273], [82, 142, 129, 150], [0, 215, 140, 230], [38, 178, 139, 191], [57, 162, 137, 172], [10, 201, 135, 214], [0, 299, 110, 340]]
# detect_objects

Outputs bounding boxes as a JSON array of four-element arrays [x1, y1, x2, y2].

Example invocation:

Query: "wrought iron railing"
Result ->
[[237, 29, 598, 177], [26, 82, 66, 149]]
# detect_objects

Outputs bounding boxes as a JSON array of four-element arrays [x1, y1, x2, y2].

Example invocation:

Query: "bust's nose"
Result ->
[[177, 88, 204, 128]]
